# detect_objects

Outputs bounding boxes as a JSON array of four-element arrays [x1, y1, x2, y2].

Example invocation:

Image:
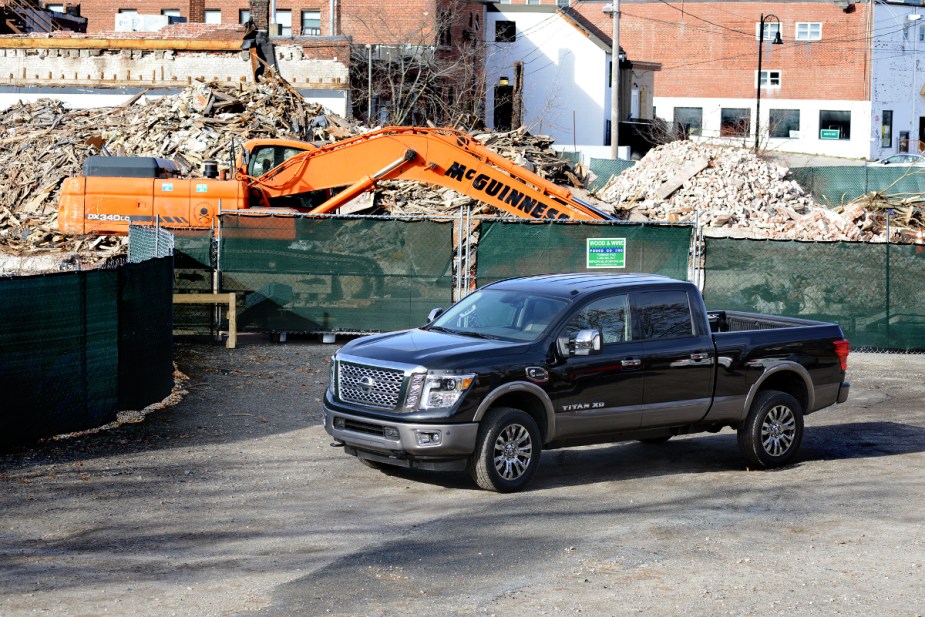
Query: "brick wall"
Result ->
[[570, 1, 869, 102]]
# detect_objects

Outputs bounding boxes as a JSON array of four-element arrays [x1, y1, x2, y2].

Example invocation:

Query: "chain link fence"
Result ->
[[0, 256, 174, 446], [218, 214, 455, 333], [789, 166, 925, 206], [702, 237, 925, 351], [476, 220, 693, 286]]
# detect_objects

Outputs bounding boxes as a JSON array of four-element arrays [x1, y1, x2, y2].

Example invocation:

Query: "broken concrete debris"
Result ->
[[0, 74, 919, 274], [594, 139, 907, 243]]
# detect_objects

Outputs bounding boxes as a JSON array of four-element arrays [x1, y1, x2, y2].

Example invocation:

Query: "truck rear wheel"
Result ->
[[738, 390, 804, 469], [469, 407, 541, 493]]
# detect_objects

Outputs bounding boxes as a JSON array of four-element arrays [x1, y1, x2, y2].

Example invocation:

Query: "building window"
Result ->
[[758, 70, 781, 87], [769, 109, 800, 138], [756, 21, 781, 41], [438, 12, 451, 46], [275, 9, 291, 36], [496, 21, 516, 42], [526, 0, 541, 4], [819, 110, 851, 140], [556, 0, 569, 6], [118, 9, 137, 13], [721, 107, 751, 137], [161, 9, 181, 17], [795, 22, 822, 41], [239, 9, 251, 24], [205, 9, 221, 24], [301, 10, 320, 35], [882, 110, 893, 148], [46, 3, 64, 12], [673, 107, 703, 136]]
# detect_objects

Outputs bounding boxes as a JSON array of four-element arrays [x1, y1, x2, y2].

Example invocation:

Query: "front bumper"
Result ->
[[323, 405, 479, 463]]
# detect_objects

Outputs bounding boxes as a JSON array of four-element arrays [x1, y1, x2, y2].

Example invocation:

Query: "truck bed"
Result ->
[[708, 310, 833, 333]]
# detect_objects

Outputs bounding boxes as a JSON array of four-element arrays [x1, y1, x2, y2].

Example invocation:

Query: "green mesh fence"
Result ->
[[790, 166, 925, 206], [558, 151, 582, 166], [702, 237, 925, 351], [588, 158, 636, 192], [172, 228, 216, 334], [0, 257, 174, 445], [219, 215, 455, 332], [476, 221, 692, 285]]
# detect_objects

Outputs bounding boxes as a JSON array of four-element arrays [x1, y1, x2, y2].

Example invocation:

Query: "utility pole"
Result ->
[[606, 0, 621, 160]]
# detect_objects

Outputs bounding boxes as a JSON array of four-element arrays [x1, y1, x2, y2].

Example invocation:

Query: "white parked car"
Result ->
[[871, 153, 925, 166]]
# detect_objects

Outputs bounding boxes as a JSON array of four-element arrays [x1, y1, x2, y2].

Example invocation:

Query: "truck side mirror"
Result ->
[[556, 329, 603, 357], [427, 308, 444, 323]]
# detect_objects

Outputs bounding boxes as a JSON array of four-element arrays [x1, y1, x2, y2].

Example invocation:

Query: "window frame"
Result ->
[[495, 20, 516, 43], [673, 107, 703, 137], [301, 9, 321, 35], [819, 109, 852, 141], [720, 107, 752, 138], [795, 22, 822, 41], [882, 110, 894, 148], [757, 69, 782, 88], [239, 9, 251, 24], [768, 108, 800, 139], [274, 9, 292, 36], [204, 9, 221, 24], [756, 21, 781, 41], [161, 9, 181, 17]]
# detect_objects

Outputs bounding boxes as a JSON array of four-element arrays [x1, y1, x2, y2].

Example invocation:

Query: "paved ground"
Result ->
[[1, 340, 923, 616]]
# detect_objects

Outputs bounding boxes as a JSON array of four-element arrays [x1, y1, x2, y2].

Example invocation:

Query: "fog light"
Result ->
[[382, 426, 400, 440], [415, 430, 442, 446], [333, 417, 345, 430]]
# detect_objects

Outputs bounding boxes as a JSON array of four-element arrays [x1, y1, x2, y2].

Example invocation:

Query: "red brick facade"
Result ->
[[570, 1, 870, 102]]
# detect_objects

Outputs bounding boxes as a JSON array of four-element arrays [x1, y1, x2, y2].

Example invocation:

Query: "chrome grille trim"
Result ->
[[338, 361, 405, 409]]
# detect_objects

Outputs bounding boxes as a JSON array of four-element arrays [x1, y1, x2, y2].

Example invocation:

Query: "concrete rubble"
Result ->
[[595, 139, 898, 243], [0, 74, 920, 275]]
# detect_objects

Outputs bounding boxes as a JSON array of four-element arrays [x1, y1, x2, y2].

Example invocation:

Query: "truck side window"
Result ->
[[636, 290, 693, 340], [563, 294, 630, 344]]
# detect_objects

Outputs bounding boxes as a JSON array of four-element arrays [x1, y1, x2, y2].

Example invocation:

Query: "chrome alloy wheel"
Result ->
[[493, 423, 534, 480], [761, 404, 797, 457]]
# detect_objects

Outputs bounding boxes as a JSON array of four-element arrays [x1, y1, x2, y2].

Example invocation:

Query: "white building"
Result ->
[[484, 4, 658, 161]]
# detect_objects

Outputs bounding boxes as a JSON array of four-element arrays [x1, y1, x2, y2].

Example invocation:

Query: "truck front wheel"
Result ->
[[469, 407, 542, 492], [738, 390, 804, 469]]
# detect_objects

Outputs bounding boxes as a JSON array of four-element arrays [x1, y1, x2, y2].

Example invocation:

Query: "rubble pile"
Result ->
[[0, 77, 353, 263], [596, 140, 892, 242]]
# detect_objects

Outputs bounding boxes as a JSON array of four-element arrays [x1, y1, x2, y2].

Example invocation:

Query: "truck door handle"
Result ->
[[621, 357, 642, 368], [691, 352, 710, 361]]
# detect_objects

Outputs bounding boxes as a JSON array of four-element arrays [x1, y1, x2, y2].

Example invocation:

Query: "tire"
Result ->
[[469, 407, 542, 493], [737, 390, 804, 469], [639, 436, 672, 445]]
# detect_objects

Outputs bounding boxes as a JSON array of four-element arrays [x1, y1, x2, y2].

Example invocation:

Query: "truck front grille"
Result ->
[[338, 361, 405, 409]]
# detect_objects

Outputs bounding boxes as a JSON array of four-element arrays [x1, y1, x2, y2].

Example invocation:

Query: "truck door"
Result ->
[[551, 293, 645, 437], [634, 288, 715, 427]]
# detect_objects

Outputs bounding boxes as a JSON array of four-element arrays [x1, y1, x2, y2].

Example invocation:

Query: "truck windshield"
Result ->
[[429, 290, 568, 342]]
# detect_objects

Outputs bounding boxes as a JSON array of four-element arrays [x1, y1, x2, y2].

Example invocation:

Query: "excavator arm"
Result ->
[[246, 126, 614, 221]]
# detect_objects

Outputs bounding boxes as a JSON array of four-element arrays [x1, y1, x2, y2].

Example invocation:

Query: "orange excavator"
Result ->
[[58, 126, 614, 235]]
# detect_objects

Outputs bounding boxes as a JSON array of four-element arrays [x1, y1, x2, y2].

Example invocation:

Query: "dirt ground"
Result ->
[[1, 339, 923, 617]]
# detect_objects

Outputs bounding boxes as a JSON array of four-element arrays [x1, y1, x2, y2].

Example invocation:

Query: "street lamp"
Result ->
[[755, 14, 783, 152], [366, 44, 373, 124], [909, 13, 921, 153]]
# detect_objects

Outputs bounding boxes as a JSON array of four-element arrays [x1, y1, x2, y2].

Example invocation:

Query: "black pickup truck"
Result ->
[[323, 273, 850, 492]]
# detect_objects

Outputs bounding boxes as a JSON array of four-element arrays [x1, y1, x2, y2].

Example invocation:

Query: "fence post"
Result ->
[[886, 208, 892, 347]]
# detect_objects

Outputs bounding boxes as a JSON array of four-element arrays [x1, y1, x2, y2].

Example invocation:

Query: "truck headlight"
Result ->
[[328, 355, 337, 396], [405, 372, 475, 410]]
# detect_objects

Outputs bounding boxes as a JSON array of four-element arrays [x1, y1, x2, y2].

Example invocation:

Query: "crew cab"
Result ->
[[323, 273, 850, 492]]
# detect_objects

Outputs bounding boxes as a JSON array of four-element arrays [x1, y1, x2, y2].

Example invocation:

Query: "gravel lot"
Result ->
[[1, 340, 924, 617]]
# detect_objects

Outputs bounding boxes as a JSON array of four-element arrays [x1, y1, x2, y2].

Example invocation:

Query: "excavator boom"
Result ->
[[250, 126, 613, 221], [58, 126, 612, 236]]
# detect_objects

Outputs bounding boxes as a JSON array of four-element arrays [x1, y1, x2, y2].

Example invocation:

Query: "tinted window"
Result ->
[[563, 294, 630, 344], [496, 21, 516, 42], [636, 290, 693, 340]]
